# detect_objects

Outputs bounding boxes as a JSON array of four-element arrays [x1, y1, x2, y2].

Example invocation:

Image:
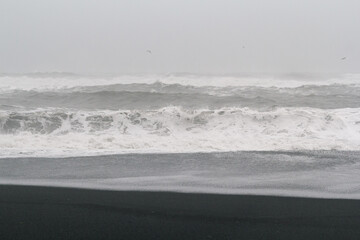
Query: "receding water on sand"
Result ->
[[1, 151, 360, 199]]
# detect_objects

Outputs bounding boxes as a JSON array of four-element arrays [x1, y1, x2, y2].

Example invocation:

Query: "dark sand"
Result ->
[[1, 185, 360, 240]]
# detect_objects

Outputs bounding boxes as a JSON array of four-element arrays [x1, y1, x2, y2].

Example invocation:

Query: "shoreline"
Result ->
[[1, 185, 360, 239]]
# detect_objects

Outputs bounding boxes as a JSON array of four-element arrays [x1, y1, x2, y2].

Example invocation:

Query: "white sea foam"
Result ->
[[1, 107, 359, 158]]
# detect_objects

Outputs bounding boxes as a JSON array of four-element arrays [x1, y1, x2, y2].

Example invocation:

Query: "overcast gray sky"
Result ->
[[0, 0, 359, 74]]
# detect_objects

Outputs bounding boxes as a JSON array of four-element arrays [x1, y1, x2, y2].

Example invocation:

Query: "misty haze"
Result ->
[[1, 0, 359, 73]]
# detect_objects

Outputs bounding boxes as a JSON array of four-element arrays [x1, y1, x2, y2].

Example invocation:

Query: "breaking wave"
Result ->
[[1, 107, 359, 157]]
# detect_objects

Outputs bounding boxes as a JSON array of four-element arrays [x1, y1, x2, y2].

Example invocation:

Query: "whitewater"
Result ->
[[1, 73, 360, 158]]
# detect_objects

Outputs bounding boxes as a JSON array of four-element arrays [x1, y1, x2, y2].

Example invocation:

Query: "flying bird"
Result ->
[[341, 57, 346, 60], [147, 50, 152, 54]]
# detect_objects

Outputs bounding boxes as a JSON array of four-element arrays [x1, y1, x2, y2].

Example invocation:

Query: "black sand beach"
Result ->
[[1, 185, 360, 240]]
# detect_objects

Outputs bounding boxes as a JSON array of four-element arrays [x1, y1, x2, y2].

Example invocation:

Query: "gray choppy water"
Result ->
[[1, 83, 360, 110]]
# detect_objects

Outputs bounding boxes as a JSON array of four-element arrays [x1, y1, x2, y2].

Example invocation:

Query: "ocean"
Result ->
[[0, 73, 360, 158]]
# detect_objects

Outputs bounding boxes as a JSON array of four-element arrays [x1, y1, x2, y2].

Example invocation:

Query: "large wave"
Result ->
[[1, 106, 359, 157]]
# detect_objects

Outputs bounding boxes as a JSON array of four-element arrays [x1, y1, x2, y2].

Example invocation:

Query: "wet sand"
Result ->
[[1, 185, 360, 240]]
